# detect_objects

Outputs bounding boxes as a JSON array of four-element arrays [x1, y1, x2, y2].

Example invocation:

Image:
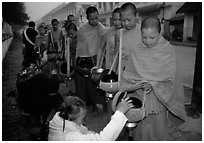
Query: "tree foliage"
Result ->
[[2, 2, 30, 26]]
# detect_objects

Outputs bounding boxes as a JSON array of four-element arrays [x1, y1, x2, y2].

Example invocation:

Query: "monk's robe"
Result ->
[[35, 34, 49, 56], [76, 22, 107, 58], [121, 24, 141, 71], [120, 36, 187, 140], [75, 22, 107, 107], [48, 28, 64, 53], [99, 27, 119, 70]]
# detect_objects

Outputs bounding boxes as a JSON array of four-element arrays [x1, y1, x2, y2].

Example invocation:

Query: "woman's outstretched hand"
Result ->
[[116, 92, 134, 114]]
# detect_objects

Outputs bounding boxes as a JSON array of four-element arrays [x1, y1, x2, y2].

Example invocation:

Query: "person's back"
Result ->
[[22, 21, 38, 67]]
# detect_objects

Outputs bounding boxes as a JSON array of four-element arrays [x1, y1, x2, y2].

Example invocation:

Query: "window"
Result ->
[[103, 2, 106, 11], [99, 2, 102, 8], [110, 2, 113, 10]]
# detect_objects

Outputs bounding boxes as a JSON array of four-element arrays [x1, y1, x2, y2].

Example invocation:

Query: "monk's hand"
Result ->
[[141, 82, 152, 92]]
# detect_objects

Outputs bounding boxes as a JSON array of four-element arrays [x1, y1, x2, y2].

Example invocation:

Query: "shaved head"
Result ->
[[120, 2, 138, 15], [141, 17, 161, 33]]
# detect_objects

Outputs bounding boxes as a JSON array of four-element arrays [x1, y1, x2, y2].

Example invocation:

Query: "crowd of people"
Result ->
[[19, 2, 187, 141]]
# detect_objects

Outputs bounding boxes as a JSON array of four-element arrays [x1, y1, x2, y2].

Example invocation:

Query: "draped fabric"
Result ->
[[48, 29, 64, 53], [121, 25, 141, 71], [121, 36, 187, 121], [103, 27, 119, 70], [101, 25, 141, 72], [76, 22, 107, 58], [35, 34, 49, 55]]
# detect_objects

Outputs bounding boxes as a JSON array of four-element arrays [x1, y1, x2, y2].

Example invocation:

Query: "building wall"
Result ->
[[39, 2, 95, 27], [38, 2, 196, 42], [96, 2, 191, 41]]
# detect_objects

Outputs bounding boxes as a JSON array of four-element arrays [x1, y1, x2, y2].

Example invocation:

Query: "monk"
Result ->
[[47, 19, 65, 77], [96, 7, 122, 71], [120, 2, 141, 72], [120, 17, 187, 140], [75, 6, 107, 114]]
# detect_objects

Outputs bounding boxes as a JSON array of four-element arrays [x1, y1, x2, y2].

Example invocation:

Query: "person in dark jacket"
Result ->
[[22, 21, 38, 68]]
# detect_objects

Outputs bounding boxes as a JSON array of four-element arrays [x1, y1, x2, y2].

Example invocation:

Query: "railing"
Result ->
[[2, 22, 13, 60], [2, 33, 13, 42]]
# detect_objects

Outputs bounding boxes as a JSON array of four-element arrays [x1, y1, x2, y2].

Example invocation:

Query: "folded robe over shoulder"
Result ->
[[76, 22, 107, 58], [121, 36, 187, 121]]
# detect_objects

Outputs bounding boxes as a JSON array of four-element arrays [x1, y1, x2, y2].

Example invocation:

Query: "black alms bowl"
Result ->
[[116, 92, 142, 109]]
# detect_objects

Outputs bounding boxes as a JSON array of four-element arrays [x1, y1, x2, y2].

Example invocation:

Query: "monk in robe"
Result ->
[[47, 19, 65, 77], [120, 3, 141, 72], [96, 7, 122, 71], [120, 17, 187, 140], [75, 6, 107, 114]]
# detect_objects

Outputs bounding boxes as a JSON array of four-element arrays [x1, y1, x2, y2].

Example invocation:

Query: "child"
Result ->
[[120, 17, 187, 140], [48, 95, 133, 141], [47, 19, 65, 77], [62, 23, 78, 95], [66, 23, 77, 66], [35, 24, 49, 75], [67, 14, 77, 26]]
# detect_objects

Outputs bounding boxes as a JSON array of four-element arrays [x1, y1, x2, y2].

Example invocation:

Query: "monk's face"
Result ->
[[68, 16, 76, 25], [141, 27, 160, 48], [112, 12, 122, 29], [38, 27, 45, 36], [87, 12, 99, 27], [52, 21, 59, 31], [120, 9, 137, 30]]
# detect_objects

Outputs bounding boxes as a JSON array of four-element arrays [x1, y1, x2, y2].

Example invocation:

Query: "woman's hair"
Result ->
[[59, 96, 86, 121], [65, 23, 77, 32], [28, 21, 35, 27]]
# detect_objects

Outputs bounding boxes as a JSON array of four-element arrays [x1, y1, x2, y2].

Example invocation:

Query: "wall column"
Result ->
[[183, 14, 194, 41], [183, 14, 188, 41], [187, 14, 194, 39]]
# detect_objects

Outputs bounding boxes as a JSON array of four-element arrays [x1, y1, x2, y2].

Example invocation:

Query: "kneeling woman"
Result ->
[[48, 96, 133, 141]]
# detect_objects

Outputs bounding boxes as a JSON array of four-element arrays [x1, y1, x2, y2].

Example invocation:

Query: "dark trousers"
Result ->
[[74, 68, 107, 112]]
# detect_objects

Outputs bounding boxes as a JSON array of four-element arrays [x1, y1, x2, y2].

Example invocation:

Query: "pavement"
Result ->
[[2, 35, 202, 141]]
